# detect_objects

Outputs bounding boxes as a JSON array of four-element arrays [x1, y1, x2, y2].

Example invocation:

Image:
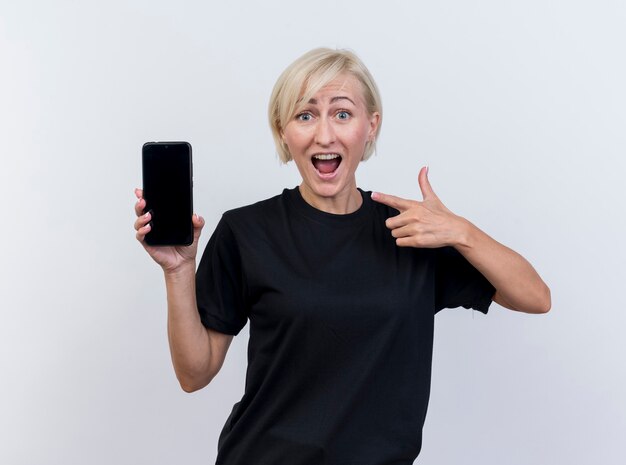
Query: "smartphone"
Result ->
[[142, 141, 193, 246]]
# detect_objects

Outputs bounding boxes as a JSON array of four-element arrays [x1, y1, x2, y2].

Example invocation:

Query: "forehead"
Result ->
[[305, 73, 365, 104]]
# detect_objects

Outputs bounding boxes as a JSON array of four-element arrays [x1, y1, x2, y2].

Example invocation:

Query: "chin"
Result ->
[[308, 179, 351, 198]]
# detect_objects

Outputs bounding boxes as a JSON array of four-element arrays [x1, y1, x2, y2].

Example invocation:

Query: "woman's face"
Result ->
[[281, 73, 380, 210]]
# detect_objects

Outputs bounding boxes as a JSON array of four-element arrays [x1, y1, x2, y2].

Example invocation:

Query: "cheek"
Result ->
[[283, 129, 310, 153], [345, 126, 370, 151]]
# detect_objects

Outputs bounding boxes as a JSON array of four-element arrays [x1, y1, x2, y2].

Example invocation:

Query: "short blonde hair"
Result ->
[[268, 48, 383, 164]]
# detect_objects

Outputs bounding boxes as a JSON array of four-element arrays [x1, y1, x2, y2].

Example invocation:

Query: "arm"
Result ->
[[454, 219, 551, 313], [134, 188, 234, 392], [164, 264, 234, 392], [371, 167, 551, 315]]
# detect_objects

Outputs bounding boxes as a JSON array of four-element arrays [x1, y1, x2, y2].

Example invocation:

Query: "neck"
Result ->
[[298, 183, 363, 215]]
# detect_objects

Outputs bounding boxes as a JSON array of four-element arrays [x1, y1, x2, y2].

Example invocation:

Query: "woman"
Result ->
[[134, 48, 550, 464]]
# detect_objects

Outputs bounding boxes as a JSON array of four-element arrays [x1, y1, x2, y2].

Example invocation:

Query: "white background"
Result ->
[[1, 1, 624, 464]]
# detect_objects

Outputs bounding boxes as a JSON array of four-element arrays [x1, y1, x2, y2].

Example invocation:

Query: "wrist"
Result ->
[[163, 261, 196, 281], [452, 216, 476, 249]]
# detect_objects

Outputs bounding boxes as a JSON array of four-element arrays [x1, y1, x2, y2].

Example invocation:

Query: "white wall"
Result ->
[[1, 1, 624, 464]]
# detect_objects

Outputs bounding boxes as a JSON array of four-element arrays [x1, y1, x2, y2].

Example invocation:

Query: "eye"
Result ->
[[296, 112, 313, 122], [336, 110, 351, 120]]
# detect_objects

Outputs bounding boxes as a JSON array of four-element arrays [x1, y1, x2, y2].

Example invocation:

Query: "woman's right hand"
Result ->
[[133, 187, 205, 273]]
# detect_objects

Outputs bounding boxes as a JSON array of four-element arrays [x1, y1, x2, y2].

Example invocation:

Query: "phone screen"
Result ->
[[142, 142, 193, 246]]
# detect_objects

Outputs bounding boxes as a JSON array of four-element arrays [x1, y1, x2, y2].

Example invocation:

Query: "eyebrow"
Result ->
[[307, 96, 356, 105]]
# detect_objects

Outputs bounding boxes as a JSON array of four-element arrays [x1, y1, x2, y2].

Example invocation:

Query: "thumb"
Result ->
[[192, 214, 205, 242], [418, 166, 438, 201]]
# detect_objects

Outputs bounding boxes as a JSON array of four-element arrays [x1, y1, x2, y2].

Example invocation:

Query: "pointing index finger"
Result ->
[[371, 192, 414, 212]]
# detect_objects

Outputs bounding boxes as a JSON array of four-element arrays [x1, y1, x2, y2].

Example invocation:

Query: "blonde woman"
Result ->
[[134, 48, 550, 464]]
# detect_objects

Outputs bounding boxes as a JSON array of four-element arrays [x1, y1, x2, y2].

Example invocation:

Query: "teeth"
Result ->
[[312, 154, 341, 160]]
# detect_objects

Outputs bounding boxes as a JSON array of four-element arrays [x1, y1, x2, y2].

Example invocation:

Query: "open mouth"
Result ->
[[311, 153, 342, 175]]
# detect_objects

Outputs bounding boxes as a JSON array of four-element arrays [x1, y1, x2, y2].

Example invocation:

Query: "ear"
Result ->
[[368, 112, 381, 140]]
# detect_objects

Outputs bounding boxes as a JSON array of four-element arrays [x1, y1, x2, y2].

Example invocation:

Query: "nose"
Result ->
[[314, 116, 336, 146]]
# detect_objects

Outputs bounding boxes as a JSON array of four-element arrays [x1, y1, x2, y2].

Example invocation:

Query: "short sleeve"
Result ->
[[434, 246, 496, 315], [195, 216, 249, 335]]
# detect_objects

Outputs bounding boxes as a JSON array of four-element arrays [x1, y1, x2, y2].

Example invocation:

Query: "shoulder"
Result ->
[[220, 188, 293, 232], [358, 187, 401, 220]]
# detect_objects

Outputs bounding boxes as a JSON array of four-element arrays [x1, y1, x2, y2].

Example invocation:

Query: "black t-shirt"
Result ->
[[196, 187, 495, 465]]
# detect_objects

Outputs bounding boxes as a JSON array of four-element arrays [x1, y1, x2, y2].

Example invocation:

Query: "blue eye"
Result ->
[[297, 113, 312, 121], [337, 111, 350, 120]]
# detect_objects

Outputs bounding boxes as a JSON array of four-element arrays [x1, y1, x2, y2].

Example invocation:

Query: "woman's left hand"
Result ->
[[371, 166, 468, 248]]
